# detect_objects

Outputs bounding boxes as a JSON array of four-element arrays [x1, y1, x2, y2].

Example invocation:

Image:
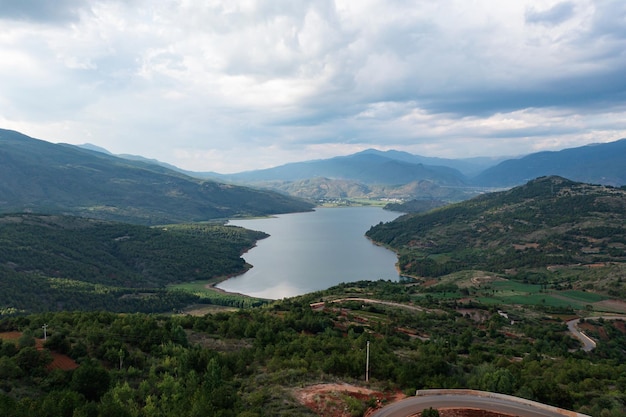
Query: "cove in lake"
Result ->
[[217, 206, 401, 299]]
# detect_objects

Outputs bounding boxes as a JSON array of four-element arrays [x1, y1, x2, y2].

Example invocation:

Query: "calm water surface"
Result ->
[[217, 206, 401, 299]]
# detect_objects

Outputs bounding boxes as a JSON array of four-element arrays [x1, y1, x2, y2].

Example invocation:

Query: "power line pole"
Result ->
[[366, 340, 370, 382], [42, 324, 48, 341], [119, 348, 124, 370]]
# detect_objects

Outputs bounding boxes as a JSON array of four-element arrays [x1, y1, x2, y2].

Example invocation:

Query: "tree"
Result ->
[[17, 330, 36, 349], [70, 361, 111, 402], [0, 356, 23, 379], [422, 407, 440, 417], [15, 346, 52, 376]]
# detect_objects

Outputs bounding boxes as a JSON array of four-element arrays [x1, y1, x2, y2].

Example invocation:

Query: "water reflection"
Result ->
[[217, 207, 400, 299]]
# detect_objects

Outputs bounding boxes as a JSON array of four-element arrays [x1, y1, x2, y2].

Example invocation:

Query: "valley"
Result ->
[[1, 130, 626, 416]]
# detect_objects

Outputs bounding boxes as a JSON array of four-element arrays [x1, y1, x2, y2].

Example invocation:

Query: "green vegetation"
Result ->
[[3, 173, 626, 416], [367, 177, 626, 301], [169, 281, 269, 309], [1, 281, 625, 417], [383, 198, 448, 213], [0, 129, 314, 225], [0, 214, 268, 314]]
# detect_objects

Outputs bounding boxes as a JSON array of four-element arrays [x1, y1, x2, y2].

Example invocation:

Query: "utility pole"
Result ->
[[119, 348, 124, 370], [42, 324, 48, 341], [365, 340, 370, 382]]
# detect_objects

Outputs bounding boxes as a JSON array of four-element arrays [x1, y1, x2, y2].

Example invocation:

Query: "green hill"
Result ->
[[0, 214, 268, 314], [0, 129, 313, 225], [367, 176, 626, 292]]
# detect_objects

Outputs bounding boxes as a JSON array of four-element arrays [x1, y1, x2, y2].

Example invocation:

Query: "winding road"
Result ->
[[370, 390, 590, 417], [566, 316, 626, 351]]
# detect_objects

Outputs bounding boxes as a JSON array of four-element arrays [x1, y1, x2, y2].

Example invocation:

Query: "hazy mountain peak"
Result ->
[[77, 143, 113, 154]]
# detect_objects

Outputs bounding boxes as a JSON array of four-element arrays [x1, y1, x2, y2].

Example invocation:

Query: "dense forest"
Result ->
[[0, 281, 625, 417], [0, 214, 268, 314]]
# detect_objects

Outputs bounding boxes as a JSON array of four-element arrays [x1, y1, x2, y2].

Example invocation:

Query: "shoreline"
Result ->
[[201, 265, 273, 302]]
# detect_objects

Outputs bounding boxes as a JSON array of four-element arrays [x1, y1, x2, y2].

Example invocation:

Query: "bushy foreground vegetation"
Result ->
[[0, 281, 625, 417]]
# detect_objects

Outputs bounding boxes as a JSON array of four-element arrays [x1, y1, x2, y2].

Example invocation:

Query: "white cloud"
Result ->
[[0, 0, 625, 172]]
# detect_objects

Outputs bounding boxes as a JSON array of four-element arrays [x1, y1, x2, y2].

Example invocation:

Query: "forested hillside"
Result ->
[[1, 281, 625, 417], [0, 129, 313, 225], [368, 176, 626, 298], [0, 214, 268, 314]]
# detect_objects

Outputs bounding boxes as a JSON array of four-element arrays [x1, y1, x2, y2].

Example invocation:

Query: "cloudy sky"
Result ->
[[1, 0, 626, 173]]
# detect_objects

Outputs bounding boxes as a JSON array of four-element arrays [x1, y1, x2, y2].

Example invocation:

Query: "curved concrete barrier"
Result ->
[[371, 389, 591, 417], [415, 390, 590, 417]]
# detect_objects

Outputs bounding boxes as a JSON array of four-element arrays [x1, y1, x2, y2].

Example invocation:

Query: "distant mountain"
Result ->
[[353, 149, 507, 177], [223, 151, 469, 186], [77, 144, 223, 180], [0, 129, 313, 225], [473, 139, 626, 187], [265, 177, 479, 202], [76, 139, 626, 200], [77, 143, 113, 154]]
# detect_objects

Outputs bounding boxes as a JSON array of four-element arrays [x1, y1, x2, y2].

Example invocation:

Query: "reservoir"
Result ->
[[217, 206, 401, 299]]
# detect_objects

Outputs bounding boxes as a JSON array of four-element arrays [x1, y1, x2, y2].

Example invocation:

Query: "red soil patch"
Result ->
[[612, 320, 626, 334], [0, 332, 78, 371], [293, 383, 404, 417], [579, 318, 626, 342], [578, 322, 608, 341], [0, 331, 22, 341], [48, 352, 79, 371]]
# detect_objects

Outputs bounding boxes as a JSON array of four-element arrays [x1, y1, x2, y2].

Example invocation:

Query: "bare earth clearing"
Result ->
[[293, 383, 404, 417]]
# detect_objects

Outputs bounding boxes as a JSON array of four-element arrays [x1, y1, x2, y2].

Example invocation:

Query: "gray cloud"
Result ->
[[1, 0, 625, 172], [525, 2, 575, 26], [0, 0, 86, 23]]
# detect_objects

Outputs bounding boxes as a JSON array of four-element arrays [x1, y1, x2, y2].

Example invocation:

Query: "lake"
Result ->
[[216, 206, 402, 299]]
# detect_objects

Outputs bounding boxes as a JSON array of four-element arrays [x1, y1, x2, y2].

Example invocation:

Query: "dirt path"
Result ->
[[311, 298, 426, 313], [293, 383, 405, 417]]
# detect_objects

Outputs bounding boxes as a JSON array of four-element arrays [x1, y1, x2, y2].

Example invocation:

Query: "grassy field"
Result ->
[[412, 275, 612, 311], [168, 280, 270, 309]]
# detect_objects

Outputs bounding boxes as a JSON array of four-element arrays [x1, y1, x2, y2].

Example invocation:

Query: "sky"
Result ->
[[1, 0, 626, 173]]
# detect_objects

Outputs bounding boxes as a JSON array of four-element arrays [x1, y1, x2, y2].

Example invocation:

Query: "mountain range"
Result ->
[[2, 127, 626, 216], [0, 129, 313, 225], [217, 141, 626, 188], [77, 138, 626, 193], [473, 139, 626, 187], [207, 139, 626, 202]]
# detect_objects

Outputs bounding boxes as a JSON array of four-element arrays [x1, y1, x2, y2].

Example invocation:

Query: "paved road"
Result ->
[[567, 319, 596, 351], [567, 316, 626, 352], [370, 391, 587, 417]]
